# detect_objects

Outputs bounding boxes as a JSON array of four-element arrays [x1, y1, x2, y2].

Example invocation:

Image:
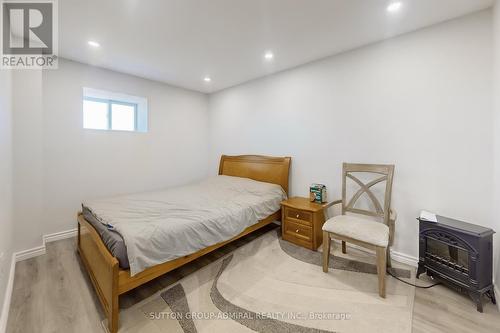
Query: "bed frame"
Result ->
[[77, 155, 291, 333]]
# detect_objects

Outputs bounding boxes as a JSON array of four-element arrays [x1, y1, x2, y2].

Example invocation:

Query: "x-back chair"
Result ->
[[322, 163, 396, 298]]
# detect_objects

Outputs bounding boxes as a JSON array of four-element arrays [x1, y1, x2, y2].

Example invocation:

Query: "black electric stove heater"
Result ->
[[417, 215, 496, 312]]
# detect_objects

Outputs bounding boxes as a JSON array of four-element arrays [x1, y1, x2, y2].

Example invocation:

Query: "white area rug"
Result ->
[[104, 230, 415, 333]]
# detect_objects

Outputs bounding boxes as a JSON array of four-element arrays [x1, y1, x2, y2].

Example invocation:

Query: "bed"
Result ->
[[77, 155, 291, 333]]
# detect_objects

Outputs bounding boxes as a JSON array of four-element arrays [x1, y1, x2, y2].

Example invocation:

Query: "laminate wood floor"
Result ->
[[6, 224, 500, 333]]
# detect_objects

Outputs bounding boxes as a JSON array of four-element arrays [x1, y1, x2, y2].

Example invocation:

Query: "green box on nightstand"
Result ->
[[310, 184, 326, 203]]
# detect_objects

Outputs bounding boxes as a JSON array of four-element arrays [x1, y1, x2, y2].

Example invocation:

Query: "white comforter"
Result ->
[[83, 176, 287, 276]]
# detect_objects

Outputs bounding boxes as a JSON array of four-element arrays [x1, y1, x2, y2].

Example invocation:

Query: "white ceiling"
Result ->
[[59, 0, 494, 93]]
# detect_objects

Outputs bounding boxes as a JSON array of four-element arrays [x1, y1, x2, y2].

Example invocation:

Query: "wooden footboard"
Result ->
[[77, 213, 119, 333]]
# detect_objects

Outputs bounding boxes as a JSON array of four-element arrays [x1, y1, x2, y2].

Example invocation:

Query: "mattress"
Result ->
[[82, 175, 287, 276]]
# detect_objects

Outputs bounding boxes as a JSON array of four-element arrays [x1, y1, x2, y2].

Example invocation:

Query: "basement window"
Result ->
[[83, 88, 148, 132]]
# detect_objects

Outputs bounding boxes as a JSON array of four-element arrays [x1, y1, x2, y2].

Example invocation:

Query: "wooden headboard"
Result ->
[[218, 155, 291, 194]]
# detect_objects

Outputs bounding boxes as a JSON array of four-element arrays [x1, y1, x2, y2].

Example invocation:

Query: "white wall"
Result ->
[[12, 70, 44, 252], [208, 11, 494, 259], [0, 70, 14, 329], [12, 59, 209, 251], [493, 0, 500, 287]]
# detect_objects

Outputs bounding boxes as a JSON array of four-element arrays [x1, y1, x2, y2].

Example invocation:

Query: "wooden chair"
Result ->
[[322, 163, 396, 298]]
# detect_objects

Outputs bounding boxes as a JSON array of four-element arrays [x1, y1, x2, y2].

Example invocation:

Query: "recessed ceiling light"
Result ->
[[87, 40, 100, 48], [387, 2, 402, 13], [204, 77, 211, 82], [264, 51, 274, 60]]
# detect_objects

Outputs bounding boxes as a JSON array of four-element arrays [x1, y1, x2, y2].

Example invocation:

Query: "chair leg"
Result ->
[[342, 241, 347, 254], [386, 247, 392, 268], [376, 247, 387, 298], [322, 231, 330, 272]]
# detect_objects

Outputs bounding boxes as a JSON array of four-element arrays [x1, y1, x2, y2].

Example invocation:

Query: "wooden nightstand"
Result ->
[[281, 197, 332, 251]]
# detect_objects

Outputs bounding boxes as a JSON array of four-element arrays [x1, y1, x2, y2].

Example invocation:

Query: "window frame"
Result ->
[[83, 96, 138, 132]]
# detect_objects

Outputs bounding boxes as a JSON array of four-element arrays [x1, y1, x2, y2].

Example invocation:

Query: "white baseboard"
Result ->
[[0, 253, 16, 333], [14, 228, 78, 262], [495, 284, 500, 312], [0, 228, 78, 332], [391, 250, 419, 267], [43, 228, 77, 244], [332, 240, 418, 267], [14, 245, 46, 262]]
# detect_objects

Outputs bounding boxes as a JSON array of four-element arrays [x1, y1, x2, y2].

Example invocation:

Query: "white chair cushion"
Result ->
[[322, 215, 389, 247]]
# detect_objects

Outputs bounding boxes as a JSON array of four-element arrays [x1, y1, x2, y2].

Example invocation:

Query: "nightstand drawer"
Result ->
[[284, 220, 312, 241], [283, 233, 313, 249], [281, 197, 329, 251], [286, 208, 312, 224]]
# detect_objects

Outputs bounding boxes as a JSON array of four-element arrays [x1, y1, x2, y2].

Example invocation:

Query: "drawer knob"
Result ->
[[296, 214, 300, 218], [296, 229, 299, 233]]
